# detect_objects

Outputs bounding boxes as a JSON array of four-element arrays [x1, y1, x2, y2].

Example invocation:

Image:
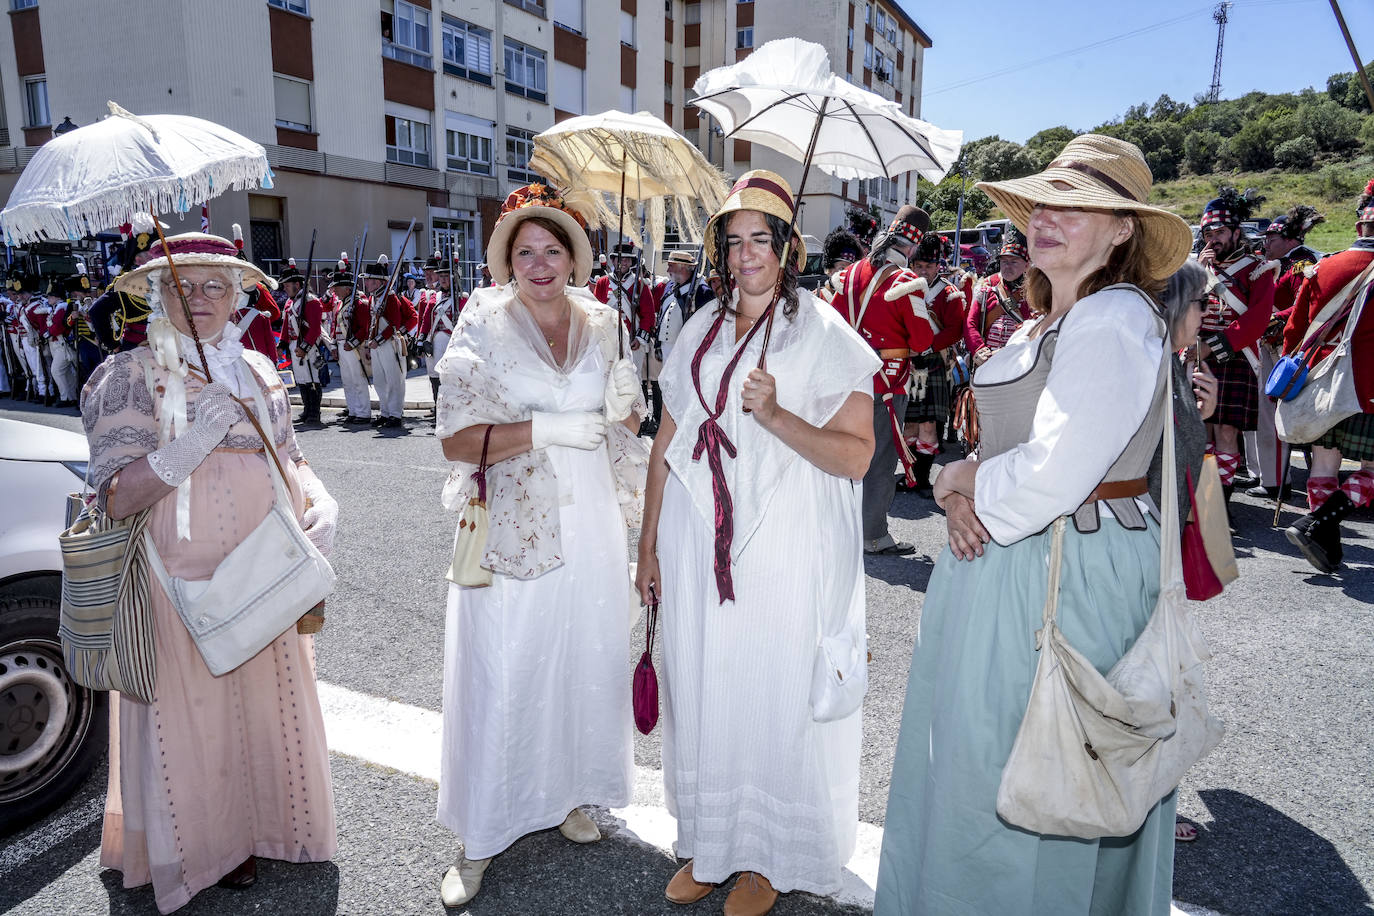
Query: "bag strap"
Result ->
[[189, 362, 292, 503], [645, 584, 658, 654], [475, 424, 493, 502], [1294, 258, 1374, 356]]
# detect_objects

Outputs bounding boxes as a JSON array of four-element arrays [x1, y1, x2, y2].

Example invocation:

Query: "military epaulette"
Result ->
[[884, 274, 928, 302], [1303, 263, 1320, 279], [944, 287, 966, 303], [1249, 258, 1282, 282]]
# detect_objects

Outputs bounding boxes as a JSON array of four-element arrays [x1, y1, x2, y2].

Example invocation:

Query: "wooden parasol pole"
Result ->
[[1329, 0, 1374, 113], [150, 206, 213, 383]]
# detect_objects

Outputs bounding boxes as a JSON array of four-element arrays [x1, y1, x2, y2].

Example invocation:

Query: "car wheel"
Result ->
[[0, 596, 108, 834]]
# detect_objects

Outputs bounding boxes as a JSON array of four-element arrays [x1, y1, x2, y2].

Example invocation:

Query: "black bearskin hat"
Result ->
[[822, 227, 865, 271]]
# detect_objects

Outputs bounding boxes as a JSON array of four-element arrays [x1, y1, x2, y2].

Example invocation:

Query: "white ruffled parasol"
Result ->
[[0, 100, 272, 244]]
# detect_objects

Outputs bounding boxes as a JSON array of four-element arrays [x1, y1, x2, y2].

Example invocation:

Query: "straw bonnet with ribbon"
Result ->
[[486, 183, 595, 286], [704, 169, 807, 271], [113, 232, 276, 295], [977, 133, 1193, 282], [666, 250, 698, 266]]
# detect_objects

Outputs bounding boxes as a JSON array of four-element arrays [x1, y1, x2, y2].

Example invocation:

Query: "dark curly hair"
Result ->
[[711, 210, 802, 320]]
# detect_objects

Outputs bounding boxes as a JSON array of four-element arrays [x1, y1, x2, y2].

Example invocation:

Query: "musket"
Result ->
[[341, 227, 371, 382], [294, 228, 318, 358], [367, 218, 416, 346]]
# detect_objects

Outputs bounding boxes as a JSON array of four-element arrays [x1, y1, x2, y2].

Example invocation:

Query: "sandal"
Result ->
[[864, 540, 917, 556], [1174, 820, 1198, 842]]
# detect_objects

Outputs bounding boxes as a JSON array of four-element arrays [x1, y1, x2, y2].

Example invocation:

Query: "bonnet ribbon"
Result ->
[[689, 302, 774, 604]]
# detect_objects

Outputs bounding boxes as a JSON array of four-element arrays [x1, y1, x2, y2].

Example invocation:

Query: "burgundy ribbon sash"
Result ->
[[689, 304, 774, 603]]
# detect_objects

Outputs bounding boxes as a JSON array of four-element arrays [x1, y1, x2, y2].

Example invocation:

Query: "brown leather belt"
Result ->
[[878, 348, 912, 359], [1085, 477, 1148, 503]]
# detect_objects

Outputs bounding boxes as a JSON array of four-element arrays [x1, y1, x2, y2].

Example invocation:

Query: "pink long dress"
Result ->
[[82, 347, 336, 914]]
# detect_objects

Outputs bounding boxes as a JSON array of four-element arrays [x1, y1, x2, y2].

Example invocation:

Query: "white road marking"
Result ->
[[315, 681, 1215, 914]]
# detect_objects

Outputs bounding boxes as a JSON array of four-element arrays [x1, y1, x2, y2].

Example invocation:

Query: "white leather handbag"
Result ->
[[144, 364, 335, 676]]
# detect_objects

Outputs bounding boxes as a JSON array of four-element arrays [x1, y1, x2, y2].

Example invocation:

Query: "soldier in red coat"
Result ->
[[331, 262, 373, 424], [1280, 191, 1374, 573], [592, 241, 656, 350], [1196, 188, 1279, 501], [830, 205, 936, 554], [963, 228, 1032, 364], [279, 262, 328, 423], [361, 255, 417, 428], [900, 235, 966, 496]]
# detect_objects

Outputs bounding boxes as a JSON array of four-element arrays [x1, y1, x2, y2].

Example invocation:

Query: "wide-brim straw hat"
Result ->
[[666, 250, 697, 266], [113, 232, 275, 295], [486, 183, 594, 287], [976, 134, 1192, 282], [704, 170, 806, 271]]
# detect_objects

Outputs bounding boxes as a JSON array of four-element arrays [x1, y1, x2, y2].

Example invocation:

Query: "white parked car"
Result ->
[[0, 416, 107, 833]]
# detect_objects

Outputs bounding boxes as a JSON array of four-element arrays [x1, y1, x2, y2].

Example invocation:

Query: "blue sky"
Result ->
[[905, 0, 1374, 144]]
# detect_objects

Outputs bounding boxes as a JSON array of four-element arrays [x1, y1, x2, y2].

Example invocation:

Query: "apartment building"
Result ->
[[665, 0, 931, 240], [0, 0, 664, 287]]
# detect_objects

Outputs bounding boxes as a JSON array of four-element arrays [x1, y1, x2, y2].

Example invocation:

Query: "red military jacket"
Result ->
[[281, 293, 324, 350], [1283, 240, 1374, 414], [24, 300, 50, 336], [371, 292, 416, 342], [831, 257, 934, 392], [45, 300, 70, 339], [963, 273, 1032, 353], [1265, 245, 1323, 347], [593, 273, 656, 337], [1201, 252, 1279, 362], [414, 288, 438, 337], [923, 277, 967, 353]]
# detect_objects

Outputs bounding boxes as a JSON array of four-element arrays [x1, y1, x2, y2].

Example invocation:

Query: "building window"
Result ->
[[506, 127, 539, 184], [665, 0, 673, 18], [875, 9, 885, 34], [9, 0, 37, 9], [620, 85, 636, 113], [446, 127, 492, 175], [664, 81, 673, 103], [685, 1, 701, 24], [888, 23, 897, 43], [386, 114, 431, 167], [620, 10, 635, 48], [553, 0, 583, 33], [553, 61, 585, 115], [736, 27, 752, 49], [504, 39, 547, 102], [267, 0, 307, 13], [273, 75, 312, 131], [442, 17, 493, 84], [383, 1, 432, 68], [504, 0, 546, 16], [864, 3, 870, 24], [23, 77, 48, 128], [863, 42, 872, 69], [847, 27, 853, 50]]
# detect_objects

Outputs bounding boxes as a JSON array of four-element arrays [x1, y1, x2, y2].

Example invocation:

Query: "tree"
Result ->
[[1150, 93, 1190, 121], [1123, 101, 1150, 122], [1298, 99, 1362, 152], [1327, 63, 1374, 113], [1274, 135, 1317, 169], [1024, 126, 1077, 170], [1218, 122, 1272, 171], [1183, 130, 1224, 175], [965, 140, 1036, 183]]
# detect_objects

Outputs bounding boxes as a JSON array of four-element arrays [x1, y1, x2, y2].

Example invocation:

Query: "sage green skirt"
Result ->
[[874, 518, 1176, 916]]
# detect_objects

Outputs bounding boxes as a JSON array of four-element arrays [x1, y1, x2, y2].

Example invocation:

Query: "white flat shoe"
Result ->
[[557, 807, 602, 843], [440, 855, 491, 907]]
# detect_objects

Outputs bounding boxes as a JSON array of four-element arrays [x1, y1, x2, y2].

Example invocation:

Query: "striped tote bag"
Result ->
[[58, 499, 157, 704]]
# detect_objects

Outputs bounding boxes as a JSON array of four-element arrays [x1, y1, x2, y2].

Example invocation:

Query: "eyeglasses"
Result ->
[[161, 278, 231, 300]]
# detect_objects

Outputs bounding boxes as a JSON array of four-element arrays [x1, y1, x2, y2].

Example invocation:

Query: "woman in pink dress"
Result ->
[[83, 233, 339, 913]]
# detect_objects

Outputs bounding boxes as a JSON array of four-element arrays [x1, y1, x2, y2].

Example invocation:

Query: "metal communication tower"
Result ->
[[1207, 2, 1233, 103]]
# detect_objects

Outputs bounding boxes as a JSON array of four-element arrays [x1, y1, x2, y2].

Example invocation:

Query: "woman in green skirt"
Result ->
[[874, 135, 1196, 915]]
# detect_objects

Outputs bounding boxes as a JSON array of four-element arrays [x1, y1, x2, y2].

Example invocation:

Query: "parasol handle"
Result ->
[[749, 96, 828, 383], [616, 149, 628, 360], [150, 206, 213, 384]]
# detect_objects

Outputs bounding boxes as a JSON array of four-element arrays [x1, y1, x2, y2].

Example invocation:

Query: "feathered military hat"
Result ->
[[1357, 179, 1374, 224], [821, 226, 865, 271], [999, 227, 1029, 262], [908, 233, 945, 266], [883, 205, 929, 246], [1265, 205, 1324, 241], [1201, 186, 1265, 231], [362, 253, 390, 278], [845, 205, 880, 246]]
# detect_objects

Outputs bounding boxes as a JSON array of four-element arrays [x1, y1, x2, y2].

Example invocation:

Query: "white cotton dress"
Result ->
[[655, 289, 880, 894], [436, 333, 634, 860]]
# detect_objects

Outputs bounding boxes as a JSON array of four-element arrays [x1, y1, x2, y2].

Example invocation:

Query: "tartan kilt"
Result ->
[[906, 352, 951, 423], [1313, 411, 1374, 462], [1206, 354, 1259, 431]]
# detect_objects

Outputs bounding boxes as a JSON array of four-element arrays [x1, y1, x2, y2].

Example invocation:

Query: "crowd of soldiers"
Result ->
[[3, 186, 1369, 572]]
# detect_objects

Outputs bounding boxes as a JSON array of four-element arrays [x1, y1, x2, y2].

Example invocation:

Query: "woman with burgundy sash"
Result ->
[[636, 171, 879, 916]]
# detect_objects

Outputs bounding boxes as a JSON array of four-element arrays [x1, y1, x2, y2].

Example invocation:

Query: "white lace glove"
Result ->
[[146, 382, 241, 487], [531, 410, 607, 451], [603, 358, 640, 423], [298, 467, 339, 558]]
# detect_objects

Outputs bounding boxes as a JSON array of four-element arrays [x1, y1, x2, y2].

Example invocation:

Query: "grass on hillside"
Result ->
[[1146, 155, 1374, 254]]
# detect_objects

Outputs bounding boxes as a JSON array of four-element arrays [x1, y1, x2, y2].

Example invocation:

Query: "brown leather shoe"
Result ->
[[723, 872, 777, 916], [216, 855, 257, 889], [665, 860, 716, 904]]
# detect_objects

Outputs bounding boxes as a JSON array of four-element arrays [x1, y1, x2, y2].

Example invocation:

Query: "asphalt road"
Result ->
[[2, 396, 1371, 915]]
